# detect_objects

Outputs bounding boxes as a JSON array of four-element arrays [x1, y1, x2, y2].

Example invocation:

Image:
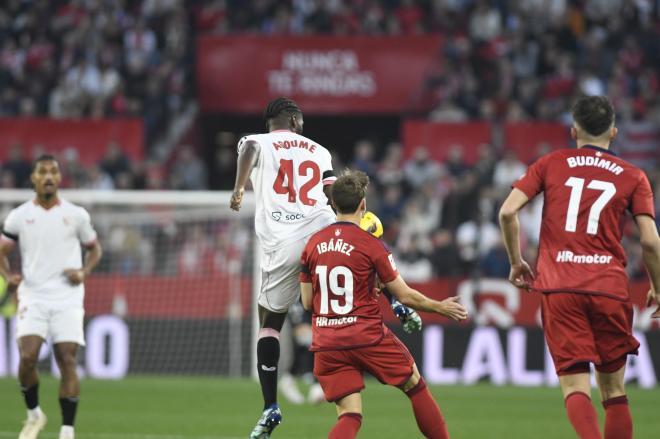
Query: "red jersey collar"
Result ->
[[581, 144, 617, 156]]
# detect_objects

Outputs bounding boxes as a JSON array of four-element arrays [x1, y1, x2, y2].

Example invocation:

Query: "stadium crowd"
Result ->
[[1, 0, 659, 281], [0, 0, 193, 146]]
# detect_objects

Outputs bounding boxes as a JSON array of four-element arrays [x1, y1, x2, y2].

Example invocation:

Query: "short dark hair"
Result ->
[[32, 154, 58, 172], [331, 170, 369, 214], [572, 95, 615, 137], [263, 97, 301, 122]]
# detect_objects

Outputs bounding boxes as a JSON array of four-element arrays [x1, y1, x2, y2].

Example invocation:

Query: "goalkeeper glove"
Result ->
[[390, 297, 422, 334]]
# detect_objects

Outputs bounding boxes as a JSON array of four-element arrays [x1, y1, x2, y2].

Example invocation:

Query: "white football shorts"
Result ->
[[258, 237, 309, 313], [15, 300, 85, 346]]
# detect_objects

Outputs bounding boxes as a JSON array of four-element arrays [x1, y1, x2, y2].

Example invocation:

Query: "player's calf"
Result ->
[[329, 413, 362, 439], [403, 377, 449, 439]]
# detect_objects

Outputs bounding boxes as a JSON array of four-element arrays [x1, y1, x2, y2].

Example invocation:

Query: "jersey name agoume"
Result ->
[[1, 198, 97, 304], [238, 130, 336, 252], [513, 145, 655, 301]]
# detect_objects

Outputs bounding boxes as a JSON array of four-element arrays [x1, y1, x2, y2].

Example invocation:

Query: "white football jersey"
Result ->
[[1, 198, 98, 304], [239, 129, 336, 251]]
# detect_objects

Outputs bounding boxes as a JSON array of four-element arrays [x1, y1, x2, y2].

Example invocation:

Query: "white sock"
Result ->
[[60, 425, 74, 437], [27, 406, 43, 421]]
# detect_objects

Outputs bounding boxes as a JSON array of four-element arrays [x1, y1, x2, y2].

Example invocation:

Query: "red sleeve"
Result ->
[[371, 240, 398, 283], [299, 245, 312, 283], [511, 156, 547, 199], [630, 172, 655, 218]]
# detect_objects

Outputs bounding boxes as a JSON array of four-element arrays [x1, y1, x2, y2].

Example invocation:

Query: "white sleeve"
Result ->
[[321, 149, 336, 186], [2, 208, 20, 242], [77, 208, 98, 246], [237, 135, 262, 167]]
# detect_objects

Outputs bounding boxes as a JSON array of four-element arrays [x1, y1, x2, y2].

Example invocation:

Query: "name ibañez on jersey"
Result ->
[[316, 238, 355, 256]]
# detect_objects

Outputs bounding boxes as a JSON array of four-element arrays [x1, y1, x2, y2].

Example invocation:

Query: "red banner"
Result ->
[[0, 118, 144, 165], [379, 278, 659, 331], [402, 121, 492, 165], [83, 274, 658, 331], [196, 35, 443, 114], [503, 122, 568, 164]]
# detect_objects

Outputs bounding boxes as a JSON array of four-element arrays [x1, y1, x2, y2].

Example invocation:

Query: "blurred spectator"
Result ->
[[85, 165, 115, 191], [445, 144, 468, 178], [429, 229, 460, 277], [210, 131, 237, 190], [395, 235, 433, 282], [100, 141, 131, 179], [493, 150, 526, 194], [3, 144, 31, 188], [480, 238, 511, 278], [376, 142, 405, 188], [350, 139, 378, 178], [170, 146, 208, 190], [377, 184, 405, 228], [403, 147, 443, 189], [456, 211, 500, 271], [60, 148, 87, 188]]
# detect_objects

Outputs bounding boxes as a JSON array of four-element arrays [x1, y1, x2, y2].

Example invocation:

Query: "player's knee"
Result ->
[[19, 352, 38, 370], [400, 366, 421, 393], [598, 378, 626, 401], [55, 351, 77, 372]]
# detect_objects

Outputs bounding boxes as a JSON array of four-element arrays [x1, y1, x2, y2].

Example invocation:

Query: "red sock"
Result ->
[[564, 392, 602, 439], [328, 413, 361, 439], [603, 396, 632, 439], [406, 378, 449, 439]]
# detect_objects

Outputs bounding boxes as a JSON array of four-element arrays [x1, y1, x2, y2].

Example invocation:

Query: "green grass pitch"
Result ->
[[0, 376, 658, 438]]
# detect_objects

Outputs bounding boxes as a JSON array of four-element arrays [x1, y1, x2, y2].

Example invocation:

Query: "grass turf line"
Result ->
[[0, 376, 658, 438]]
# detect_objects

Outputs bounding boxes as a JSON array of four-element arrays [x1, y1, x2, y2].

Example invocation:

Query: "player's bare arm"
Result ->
[[300, 282, 313, 311], [499, 188, 535, 289], [637, 214, 660, 318], [0, 239, 21, 293], [63, 240, 103, 286], [384, 275, 467, 321], [230, 139, 260, 211]]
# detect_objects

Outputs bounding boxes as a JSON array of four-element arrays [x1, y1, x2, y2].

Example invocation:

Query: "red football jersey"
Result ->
[[300, 221, 399, 351], [513, 145, 655, 300]]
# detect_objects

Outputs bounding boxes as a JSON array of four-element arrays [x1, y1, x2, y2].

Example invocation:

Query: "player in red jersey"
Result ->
[[499, 95, 660, 439], [300, 171, 468, 439]]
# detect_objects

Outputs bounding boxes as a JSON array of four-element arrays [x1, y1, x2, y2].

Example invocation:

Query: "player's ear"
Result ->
[[610, 127, 617, 140], [570, 126, 577, 140], [359, 199, 366, 214]]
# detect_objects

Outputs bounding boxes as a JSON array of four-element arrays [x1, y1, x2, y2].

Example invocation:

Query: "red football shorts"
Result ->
[[313, 328, 415, 402], [541, 292, 639, 375]]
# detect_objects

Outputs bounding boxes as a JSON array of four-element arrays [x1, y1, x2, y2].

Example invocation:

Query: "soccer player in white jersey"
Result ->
[[230, 97, 336, 438], [0, 155, 102, 439]]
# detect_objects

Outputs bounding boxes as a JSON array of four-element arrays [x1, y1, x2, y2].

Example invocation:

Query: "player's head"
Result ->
[[571, 95, 617, 143], [31, 154, 61, 198], [331, 170, 369, 216], [264, 97, 303, 134]]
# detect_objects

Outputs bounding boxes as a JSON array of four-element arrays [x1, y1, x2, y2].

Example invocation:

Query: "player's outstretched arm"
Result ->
[[637, 215, 660, 318], [230, 140, 260, 211], [499, 188, 535, 289], [384, 275, 467, 321]]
